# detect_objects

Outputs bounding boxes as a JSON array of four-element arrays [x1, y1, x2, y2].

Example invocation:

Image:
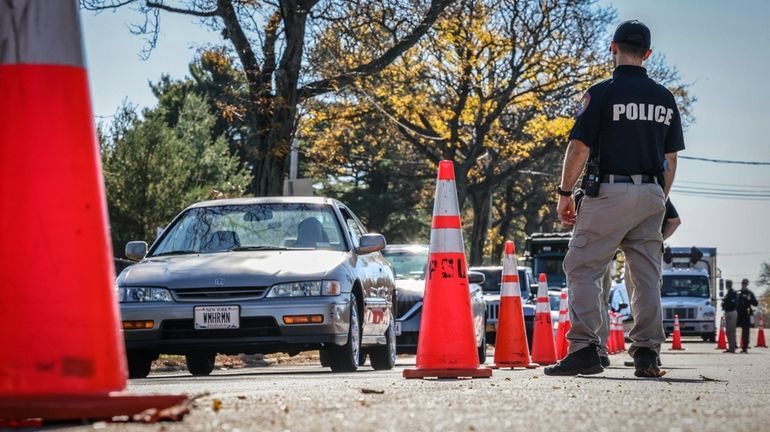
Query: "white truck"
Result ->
[[660, 247, 720, 342]]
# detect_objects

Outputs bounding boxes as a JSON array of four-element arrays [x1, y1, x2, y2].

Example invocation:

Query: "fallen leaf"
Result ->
[[237, 395, 247, 400], [212, 399, 222, 413], [699, 375, 725, 382], [360, 388, 385, 394], [504, 377, 511, 381]]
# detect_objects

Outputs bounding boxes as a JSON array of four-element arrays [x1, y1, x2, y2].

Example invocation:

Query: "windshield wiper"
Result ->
[[230, 246, 292, 251], [152, 250, 200, 257]]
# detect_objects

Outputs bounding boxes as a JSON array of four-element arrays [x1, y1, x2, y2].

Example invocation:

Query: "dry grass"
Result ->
[[152, 351, 322, 372]]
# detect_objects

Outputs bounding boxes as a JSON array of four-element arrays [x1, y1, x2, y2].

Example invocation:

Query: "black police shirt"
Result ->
[[569, 65, 685, 175]]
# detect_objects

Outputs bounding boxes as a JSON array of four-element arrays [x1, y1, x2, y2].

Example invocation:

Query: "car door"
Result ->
[[337, 206, 391, 338]]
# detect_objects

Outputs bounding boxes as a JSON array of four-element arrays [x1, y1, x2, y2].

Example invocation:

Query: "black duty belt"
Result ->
[[600, 174, 656, 184]]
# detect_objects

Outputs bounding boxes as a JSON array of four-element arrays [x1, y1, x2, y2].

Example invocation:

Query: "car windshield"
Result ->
[[534, 256, 567, 288], [151, 203, 346, 256], [382, 248, 428, 280], [548, 294, 561, 310], [661, 275, 710, 298], [470, 269, 528, 297]]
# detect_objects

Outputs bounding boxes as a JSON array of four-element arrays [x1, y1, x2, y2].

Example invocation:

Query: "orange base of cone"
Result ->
[[490, 363, 539, 369], [403, 367, 492, 379], [0, 393, 189, 423]]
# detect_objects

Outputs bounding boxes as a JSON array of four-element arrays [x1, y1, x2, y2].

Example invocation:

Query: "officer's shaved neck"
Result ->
[[611, 42, 652, 67]]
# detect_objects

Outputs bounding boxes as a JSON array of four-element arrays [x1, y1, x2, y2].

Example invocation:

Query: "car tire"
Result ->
[[328, 293, 361, 372], [319, 349, 331, 368], [477, 324, 487, 365], [186, 352, 216, 376], [126, 351, 153, 379], [369, 311, 396, 370]]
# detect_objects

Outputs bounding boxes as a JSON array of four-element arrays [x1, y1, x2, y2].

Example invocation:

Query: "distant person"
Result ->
[[737, 278, 758, 353], [722, 280, 738, 353]]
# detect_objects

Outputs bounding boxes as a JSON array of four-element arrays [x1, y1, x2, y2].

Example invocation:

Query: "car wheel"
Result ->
[[369, 311, 396, 370], [329, 293, 361, 372], [126, 350, 153, 379], [186, 352, 216, 376], [319, 349, 330, 367], [477, 324, 487, 365]]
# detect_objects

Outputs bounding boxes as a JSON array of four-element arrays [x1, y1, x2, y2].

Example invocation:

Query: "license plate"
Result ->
[[395, 320, 402, 336], [194, 305, 240, 329]]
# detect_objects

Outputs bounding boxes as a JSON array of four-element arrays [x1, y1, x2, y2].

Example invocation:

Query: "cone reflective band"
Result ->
[[0, 0, 187, 422], [492, 241, 537, 369], [530, 273, 557, 365], [555, 289, 570, 360], [404, 161, 491, 379]]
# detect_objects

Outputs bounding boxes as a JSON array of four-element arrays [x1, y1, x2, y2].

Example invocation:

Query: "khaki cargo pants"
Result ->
[[564, 180, 666, 356]]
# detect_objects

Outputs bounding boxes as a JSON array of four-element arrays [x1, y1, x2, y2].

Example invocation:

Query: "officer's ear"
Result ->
[[642, 49, 653, 61], [610, 41, 619, 55]]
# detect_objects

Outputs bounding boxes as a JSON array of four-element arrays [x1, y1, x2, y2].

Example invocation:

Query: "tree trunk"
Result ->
[[468, 189, 491, 266]]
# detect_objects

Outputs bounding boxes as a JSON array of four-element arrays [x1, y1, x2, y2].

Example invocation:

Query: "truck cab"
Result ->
[[660, 246, 719, 342]]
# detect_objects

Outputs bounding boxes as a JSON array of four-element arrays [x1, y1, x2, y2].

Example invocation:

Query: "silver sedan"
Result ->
[[118, 197, 396, 377]]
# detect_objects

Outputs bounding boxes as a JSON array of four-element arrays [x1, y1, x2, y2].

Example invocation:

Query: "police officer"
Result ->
[[737, 278, 758, 352], [722, 279, 738, 353], [544, 20, 685, 378]]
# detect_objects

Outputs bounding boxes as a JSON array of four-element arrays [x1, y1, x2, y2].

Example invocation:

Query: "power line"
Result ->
[[679, 155, 770, 166]]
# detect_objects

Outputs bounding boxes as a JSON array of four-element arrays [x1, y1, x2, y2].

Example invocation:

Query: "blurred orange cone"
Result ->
[[0, 1, 187, 423], [614, 313, 626, 352], [403, 161, 491, 379], [554, 289, 570, 360], [491, 241, 538, 369], [716, 316, 727, 350], [756, 316, 767, 348], [670, 315, 684, 350], [607, 312, 617, 355], [531, 274, 557, 365]]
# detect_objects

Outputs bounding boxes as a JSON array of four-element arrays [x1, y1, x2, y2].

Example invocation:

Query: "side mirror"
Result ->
[[356, 233, 386, 255], [468, 271, 485, 285], [619, 302, 629, 310], [125, 241, 148, 261]]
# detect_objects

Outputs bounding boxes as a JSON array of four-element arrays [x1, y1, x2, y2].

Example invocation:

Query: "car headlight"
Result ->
[[703, 310, 715, 318], [267, 280, 341, 297], [118, 287, 173, 302]]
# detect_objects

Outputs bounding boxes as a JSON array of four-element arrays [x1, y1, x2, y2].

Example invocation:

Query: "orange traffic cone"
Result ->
[[0, 2, 187, 423], [756, 316, 767, 348], [716, 316, 727, 350], [614, 313, 626, 352], [492, 241, 538, 369], [403, 161, 491, 379], [531, 274, 557, 365], [670, 314, 684, 350], [607, 312, 617, 355], [554, 289, 570, 360]]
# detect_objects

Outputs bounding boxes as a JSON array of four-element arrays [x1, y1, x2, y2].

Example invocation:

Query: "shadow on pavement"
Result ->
[[577, 375, 711, 384]]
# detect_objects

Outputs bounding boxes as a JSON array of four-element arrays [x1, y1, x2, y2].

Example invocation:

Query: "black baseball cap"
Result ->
[[613, 20, 651, 51]]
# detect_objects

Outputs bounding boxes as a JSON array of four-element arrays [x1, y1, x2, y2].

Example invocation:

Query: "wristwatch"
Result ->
[[557, 186, 572, 197]]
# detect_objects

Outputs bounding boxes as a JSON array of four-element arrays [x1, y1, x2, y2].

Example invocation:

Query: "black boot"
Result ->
[[544, 345, 604, 376], [634, 347, 664, 378], [600, 355, 610, 368]]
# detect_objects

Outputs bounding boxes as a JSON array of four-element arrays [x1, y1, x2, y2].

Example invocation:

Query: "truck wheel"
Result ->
[[328, 293, 362, 372], [186, 352, 216, 376], [126, 351, 153, 379], [369, 311, 396, 370]]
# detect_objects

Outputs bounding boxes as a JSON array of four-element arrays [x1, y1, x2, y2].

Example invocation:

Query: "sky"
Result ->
[[80, 1, 770, 293]]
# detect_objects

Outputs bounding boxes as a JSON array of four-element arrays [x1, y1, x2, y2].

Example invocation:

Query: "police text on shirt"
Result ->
[[612, 103, 673, 125]]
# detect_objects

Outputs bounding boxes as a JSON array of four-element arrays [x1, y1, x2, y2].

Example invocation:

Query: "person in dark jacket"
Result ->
[[736, 278, 758, 352], [721, 280, 738, 353]]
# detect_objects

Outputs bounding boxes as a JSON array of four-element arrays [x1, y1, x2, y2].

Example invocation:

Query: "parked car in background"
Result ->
[[548, 290, 563, 330], [469, 266, 536, 347], [382, 244, 488, 362], [117, 197, 396, 378], [609, 282, 633, 336]]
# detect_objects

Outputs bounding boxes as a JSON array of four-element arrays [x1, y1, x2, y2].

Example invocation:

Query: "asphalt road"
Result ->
[[45, 333, 769, 432]]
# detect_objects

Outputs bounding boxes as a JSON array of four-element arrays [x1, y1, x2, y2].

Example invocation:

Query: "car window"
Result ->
[[549, 294, 561, 311], [382, 249, 428, 280], [338, 207, 364, 248], [151, 203, 345, 255]]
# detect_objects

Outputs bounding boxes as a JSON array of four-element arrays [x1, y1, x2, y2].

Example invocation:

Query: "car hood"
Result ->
[[395, 279, 426, 296], [661, 297, 712, 308], [118, 250, 351, 289]]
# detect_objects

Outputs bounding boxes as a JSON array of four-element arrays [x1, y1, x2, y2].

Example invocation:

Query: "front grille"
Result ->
[[396, 296, 422, 319], [665, 307, 696, 320], [172, 286, 268, 302], [161, 317, 280, 339], [486, 303, 499, 321]]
